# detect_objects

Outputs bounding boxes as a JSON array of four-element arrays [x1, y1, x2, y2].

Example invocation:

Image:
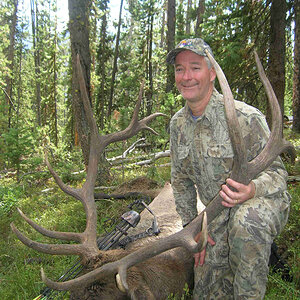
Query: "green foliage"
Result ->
[[47, 146, 86, 184], [263, 130, 300, 298], [0, 184, 22, 217], [176, 1, 186, 42], [147, 165, 158, 180], [284, 33, 295, 117], [266, 183, 300, 299], [0, 176, 83, 299], [283, 129, 300, 176], [167, 282, 192, 299], [1, 127, 35, 175]]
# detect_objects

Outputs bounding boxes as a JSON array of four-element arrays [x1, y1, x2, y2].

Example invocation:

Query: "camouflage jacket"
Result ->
[[170, 89, 289, 226]]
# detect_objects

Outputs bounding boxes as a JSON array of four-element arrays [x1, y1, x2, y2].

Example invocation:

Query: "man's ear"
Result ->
[[210, 67, 216, 82]]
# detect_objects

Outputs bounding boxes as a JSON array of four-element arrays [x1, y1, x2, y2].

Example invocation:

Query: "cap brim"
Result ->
[[166, 48, 209, 64], [166, 48, 190, 64]]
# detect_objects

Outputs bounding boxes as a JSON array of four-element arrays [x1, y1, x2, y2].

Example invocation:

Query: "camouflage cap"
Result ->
[[166, 38, 214, 64]]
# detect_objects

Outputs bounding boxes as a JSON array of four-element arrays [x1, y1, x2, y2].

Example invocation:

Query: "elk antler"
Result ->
[[11, 55, 166, 261], [38, 50, 295, 292]]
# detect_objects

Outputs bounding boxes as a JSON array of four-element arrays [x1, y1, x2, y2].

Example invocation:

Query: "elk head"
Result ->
[[11, 51, 295, 295]]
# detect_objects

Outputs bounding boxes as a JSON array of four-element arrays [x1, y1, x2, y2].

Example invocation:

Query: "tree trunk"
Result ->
[[97, 9, 108, 130], [68, 0, 92, 166], [146, 11, 154, 116], [5, 0, 18, 129], [267, 0, 286, 128], [108, 0, 123, 120], [166, 0, 176, 93], [16, 25, 24, 182], [31, 0, 42, 126], [186, 0, 192, 35], [53, 20, 58, 147], [160, 0, 167, 47], [293, 0, 300, 133], [195, 0, 205, 37]]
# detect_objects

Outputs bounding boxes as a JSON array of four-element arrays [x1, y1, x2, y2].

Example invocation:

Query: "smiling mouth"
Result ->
[[182, 84, 198, 89]]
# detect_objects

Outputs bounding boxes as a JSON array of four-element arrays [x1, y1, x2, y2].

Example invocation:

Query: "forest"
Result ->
[[0, 0, 299, 299]]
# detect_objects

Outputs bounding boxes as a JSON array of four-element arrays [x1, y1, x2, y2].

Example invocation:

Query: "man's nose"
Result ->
[[182, 69, 192, 80]]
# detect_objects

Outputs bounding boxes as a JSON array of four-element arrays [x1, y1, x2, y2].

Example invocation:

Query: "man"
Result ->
[[167, 38, 290, 299]]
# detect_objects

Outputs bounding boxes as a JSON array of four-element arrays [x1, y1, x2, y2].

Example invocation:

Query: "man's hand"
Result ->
[[220, 178, 255, 208], [194, 232, 215, 267]]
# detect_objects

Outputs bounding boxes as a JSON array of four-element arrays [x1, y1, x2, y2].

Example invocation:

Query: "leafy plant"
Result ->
[[0, 185, 23, 216], [1, 127, 35, 179]]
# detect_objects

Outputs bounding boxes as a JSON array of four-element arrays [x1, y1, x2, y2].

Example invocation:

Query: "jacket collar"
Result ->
[[183, 88, 224, 124]]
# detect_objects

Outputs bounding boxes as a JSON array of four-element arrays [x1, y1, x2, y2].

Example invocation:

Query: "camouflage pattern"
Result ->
[[166, 38, 214, 64], [170, 89, 290, 299]]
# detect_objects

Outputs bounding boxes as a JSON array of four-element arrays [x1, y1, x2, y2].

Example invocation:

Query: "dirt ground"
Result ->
[[115, 176, 163, 199]]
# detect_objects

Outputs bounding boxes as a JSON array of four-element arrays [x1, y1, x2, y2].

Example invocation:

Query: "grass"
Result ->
[[264, 129, 300, 299], [0, 131, 299, 300], [264, 180, 300, 300], [0, 156, 170, 299]]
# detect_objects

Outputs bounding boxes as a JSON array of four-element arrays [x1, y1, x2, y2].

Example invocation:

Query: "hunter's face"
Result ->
[[175, 50, 216, 105]]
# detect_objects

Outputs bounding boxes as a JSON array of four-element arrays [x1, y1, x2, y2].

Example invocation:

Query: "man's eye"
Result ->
[[175, 68, 183, 72]]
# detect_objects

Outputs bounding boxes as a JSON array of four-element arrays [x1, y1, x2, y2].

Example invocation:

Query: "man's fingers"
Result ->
[[221, 200, 235, 208], [207, 235, 216, 246], [194, 235, 215, 267], [194, 249, 206, 267], [219, 190, 236, 204], [194, 252, 200, 267], [199, 248, 206, 266], [221, 184, 239, 199]]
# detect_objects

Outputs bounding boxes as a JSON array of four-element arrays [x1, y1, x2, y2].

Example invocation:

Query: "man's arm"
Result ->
[[246, 111, 288, 198], [170, 118, 198, 226], [252, 157, 288, 198], [220, 109, 288, 206]]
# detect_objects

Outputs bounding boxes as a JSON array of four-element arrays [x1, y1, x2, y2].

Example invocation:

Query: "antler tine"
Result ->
[[44, 151, 83, 202], [76, 54, 99, 139], [103, 81, 167, 145], [10, 208, 96, 256], [125, 82, 167, 134], [75, 54, 102, 193], [14, 208, 82, 242], [130, 80, 144, 125], [138, 113, 168, 135], [205, 50, 248, 179], [41, 260, 120, 291], [10, 223, 85, 255], [253, 51, 282, 133], [248, 51, 296, 177]]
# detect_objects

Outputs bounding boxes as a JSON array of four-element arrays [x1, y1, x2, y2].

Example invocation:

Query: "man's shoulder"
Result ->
[[170, 107, 186, 125], [214, 89, 263, 118], [172, 107, 185, 118], [233, 99, 264, 119]]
